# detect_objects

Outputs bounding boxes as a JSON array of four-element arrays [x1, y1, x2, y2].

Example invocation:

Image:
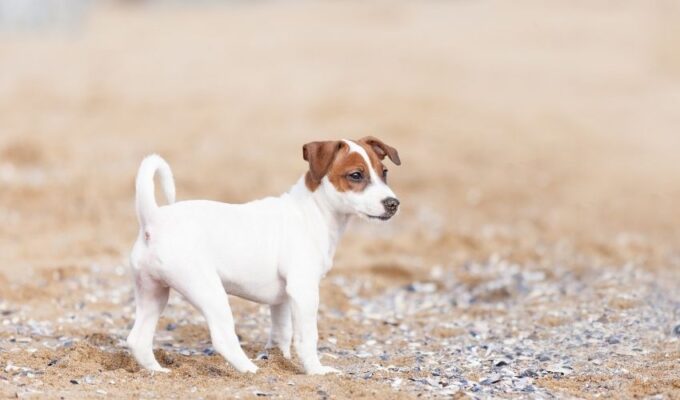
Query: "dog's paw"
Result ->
[[238, 361, 259, 374], [307, 365, 341, 375], [245, 365, 259, 374], [150, 367, 171, 374]]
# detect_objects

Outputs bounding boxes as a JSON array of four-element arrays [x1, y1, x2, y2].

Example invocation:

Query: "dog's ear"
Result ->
[[359, 136, 401, 166], [302, 141, 345, 182]]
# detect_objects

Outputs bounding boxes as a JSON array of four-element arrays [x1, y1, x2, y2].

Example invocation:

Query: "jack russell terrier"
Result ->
[[126, 137, 401, 375]]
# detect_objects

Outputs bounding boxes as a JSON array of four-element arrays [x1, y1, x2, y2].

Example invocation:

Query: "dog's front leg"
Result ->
[[286, 279, 340, 375]]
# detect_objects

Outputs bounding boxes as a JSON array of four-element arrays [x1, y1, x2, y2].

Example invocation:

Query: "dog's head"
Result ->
[[303, 137, 401, 221]]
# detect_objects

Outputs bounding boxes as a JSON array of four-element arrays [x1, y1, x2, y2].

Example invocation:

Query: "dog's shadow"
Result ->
[[153, 323, 302, 376], [154, 345, 301, 377], [68, 330, 301, 378]]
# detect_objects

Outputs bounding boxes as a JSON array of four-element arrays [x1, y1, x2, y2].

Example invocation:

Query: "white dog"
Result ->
[[126, 137, 401, 375]]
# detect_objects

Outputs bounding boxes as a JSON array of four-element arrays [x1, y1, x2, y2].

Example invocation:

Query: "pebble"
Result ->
[[606, 335, 621, 345], [546, 364, 573, 376], [405, 282, 437, 293], [522, 385, 536, 393], [480, 373, 501, 385], [0, 257, 676, 399]]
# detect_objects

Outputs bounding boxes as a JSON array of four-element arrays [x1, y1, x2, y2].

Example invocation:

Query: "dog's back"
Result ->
[[132, 158, 292, 304]]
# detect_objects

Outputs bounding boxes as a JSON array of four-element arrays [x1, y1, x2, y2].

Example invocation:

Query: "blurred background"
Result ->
[[1, 1, 680, 398], [1, 0, 679, 276]]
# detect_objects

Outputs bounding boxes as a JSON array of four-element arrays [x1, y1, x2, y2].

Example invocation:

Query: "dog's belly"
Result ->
[[157, 199, 290, 305], [212, 243, 286, 305], [221, 275, 286, 305]]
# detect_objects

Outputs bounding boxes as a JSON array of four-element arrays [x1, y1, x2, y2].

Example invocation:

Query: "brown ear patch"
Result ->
[[303, 141, 346, 191], [359, 136, 401, 166]]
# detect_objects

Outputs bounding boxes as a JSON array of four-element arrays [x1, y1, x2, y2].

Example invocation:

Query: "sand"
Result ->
[[1, 1, 680, 398]]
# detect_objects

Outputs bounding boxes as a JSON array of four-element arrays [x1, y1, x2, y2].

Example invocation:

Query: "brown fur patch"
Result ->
[[328, 151, 370, 192], [303, 137, 398, 192], [303, 141, 345, 191], [304, 171, 321, 191], [359, 136, 401, 166]]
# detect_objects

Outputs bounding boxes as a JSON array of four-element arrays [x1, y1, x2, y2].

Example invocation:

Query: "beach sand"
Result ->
[[1, 1, 679, 398]]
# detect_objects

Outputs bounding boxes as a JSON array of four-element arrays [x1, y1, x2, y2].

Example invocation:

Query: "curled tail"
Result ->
[[135, 154, 176, 227]]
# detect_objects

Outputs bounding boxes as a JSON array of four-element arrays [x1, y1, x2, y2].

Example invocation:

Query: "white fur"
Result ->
[[126, 148, 398, 375]]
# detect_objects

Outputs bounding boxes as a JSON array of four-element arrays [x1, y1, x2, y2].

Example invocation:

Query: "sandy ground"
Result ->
[[1, 1, 680, 398]]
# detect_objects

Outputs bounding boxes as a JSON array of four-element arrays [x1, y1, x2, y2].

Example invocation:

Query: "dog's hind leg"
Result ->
[[127, 272, 170, 372], [174, 272, 258, 374], [266, 300, 292, 359]]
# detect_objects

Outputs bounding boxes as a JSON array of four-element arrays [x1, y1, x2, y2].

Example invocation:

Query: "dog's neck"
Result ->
[[287, 176, 350, 268]]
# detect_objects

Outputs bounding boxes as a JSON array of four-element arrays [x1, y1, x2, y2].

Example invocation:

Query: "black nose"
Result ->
[[382, 197, 400, 213]]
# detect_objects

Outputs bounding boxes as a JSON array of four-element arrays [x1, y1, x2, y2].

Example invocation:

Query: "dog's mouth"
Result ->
[[365, 213, 393, 221]]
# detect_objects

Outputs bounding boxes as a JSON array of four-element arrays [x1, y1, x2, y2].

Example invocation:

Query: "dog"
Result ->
[[126, 137, 401, 375]]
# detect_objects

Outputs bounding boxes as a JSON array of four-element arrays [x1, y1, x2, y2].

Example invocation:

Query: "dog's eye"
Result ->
[[348, 172, 364, 182], [382, 168, 388, 181]]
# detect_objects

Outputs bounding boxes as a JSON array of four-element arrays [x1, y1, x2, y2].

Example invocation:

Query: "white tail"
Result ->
[[135, 154, 176, 227]]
